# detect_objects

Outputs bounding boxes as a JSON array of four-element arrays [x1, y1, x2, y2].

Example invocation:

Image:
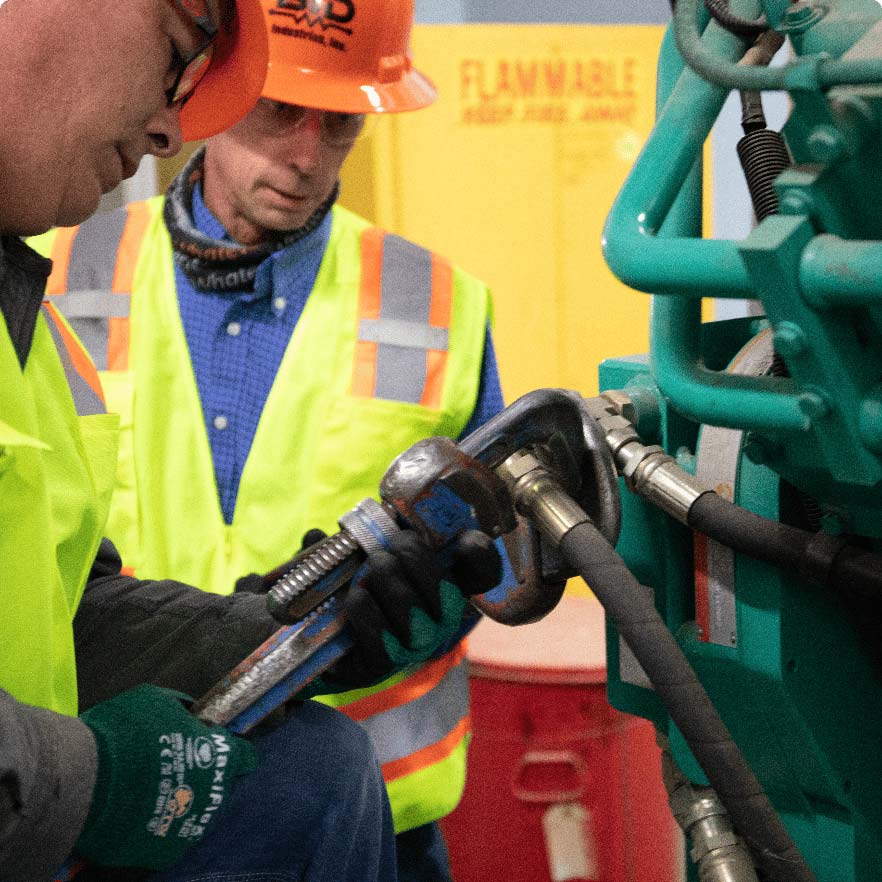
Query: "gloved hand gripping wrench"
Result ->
[[193, 389, 620, 734]]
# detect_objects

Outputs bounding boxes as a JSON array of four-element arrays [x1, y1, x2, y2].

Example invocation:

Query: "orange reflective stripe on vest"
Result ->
[[340, 642, 470, 782], [353, 228, 452, 408], [44, 202, 151, 371], [41, 303, 106, 416]]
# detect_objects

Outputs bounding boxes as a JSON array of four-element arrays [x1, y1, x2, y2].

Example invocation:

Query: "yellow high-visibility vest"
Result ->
[[0, 292, 117, 716], [32, 197, 491, 830]]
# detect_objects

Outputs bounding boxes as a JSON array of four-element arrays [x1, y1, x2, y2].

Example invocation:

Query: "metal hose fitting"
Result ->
[[584, 392, 709, 524], [659, 734, 760, 882], [495, 448, 589, 544], [673, 789, 760, 882]]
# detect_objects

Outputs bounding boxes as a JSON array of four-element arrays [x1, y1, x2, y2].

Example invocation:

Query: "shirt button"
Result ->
[[273, 296, 287, 312], [213, 415, 229, 431], [227, 322, 241, 337]]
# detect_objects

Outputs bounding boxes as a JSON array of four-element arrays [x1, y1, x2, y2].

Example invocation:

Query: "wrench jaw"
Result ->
[[381, 391, 625, 627], [380, 436, 515, 545], [381, 436, 567, 625]]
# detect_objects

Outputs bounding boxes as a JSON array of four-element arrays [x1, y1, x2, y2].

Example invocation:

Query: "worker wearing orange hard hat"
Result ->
[[32, 1, 505, 880], [0, 0, 506, 877]]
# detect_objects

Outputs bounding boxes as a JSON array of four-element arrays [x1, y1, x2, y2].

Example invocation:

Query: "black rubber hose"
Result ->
[[739, 89, 766, 133], [704, 0, 768, 38], [558, 520, 817, 882], [688, 493, 882, 595], [689, 492, 806, 569], [833, 545, 882, 597]]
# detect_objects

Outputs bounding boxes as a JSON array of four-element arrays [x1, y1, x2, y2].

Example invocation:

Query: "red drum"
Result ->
[[441, 595, 681, 882]]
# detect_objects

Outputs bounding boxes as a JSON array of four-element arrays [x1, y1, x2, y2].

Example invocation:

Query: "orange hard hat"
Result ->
[[179, 0, 270, 140], [260, 0, 436, 114]]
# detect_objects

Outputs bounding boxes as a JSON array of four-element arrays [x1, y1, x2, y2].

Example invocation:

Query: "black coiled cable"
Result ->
[[737, 128, 792, 221]]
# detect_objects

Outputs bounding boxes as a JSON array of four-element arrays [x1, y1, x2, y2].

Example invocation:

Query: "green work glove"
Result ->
[[75, 684, 256, 870]]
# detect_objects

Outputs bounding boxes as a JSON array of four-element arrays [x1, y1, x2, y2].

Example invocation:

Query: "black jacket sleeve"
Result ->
[[74, 539, 280, 710]]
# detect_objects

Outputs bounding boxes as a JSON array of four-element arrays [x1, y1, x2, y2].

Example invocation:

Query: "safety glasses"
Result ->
[[258, 101, 367, 147], [166, 0, 219, 107]]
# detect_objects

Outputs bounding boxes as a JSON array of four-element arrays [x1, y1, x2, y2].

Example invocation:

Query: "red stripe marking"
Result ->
[[694, 532, 710, 643]]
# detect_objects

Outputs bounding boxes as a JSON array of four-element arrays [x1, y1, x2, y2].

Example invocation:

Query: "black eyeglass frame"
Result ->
[[166, 0, 219, 107]]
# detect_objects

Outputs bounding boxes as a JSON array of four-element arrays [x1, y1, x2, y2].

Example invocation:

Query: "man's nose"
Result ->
[[284, 109, 324, 173]]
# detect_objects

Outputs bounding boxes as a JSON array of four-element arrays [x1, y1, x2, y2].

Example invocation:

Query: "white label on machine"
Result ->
[[542, 802, 598, 882], [695, 329, 775, 648]]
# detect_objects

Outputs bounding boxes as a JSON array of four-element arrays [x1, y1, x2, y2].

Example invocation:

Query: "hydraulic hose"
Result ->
[[586, 393, 882, 597], [704, 0, 768, 38], [559, 522, 815, 882], [657, 733, 760, 882], [499, 451, 817, 882], [688, 493, 882, 597]]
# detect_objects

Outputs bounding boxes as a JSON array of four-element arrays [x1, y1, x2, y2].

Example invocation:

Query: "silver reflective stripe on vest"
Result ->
[[42, 307, 105, 417], [359, 234, 449, 404], [53, 207, 130, 370], [50, 290, 130, 319], [359, 657, 469, 766]]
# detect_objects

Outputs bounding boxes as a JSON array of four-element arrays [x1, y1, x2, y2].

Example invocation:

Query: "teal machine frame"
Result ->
[[600, 1, 882, 878]]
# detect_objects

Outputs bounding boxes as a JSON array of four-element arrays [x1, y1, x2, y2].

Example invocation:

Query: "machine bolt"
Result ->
[[806, 125, 846, 164], [779, 1, 826, 32], [772, 322, 806, 358], [798, 389, 831, 421]]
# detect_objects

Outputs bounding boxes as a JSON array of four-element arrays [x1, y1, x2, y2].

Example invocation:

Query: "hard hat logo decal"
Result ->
[[274, 0, 355, 34], [263, 0, 435, 112]]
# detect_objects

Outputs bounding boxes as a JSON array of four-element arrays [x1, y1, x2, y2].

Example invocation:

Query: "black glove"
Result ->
[[235, 526, 500, 689], [331, 528, 501, 686]]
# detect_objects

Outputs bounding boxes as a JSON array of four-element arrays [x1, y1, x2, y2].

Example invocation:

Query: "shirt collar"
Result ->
[[0, 236, 52, 369], [192, 182, 232, 243]]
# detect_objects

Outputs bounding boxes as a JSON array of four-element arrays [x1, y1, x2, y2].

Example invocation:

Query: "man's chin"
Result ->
[[54, 190, 102, 230]]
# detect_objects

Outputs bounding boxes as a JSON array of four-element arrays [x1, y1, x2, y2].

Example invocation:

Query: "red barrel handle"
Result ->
[[512, 749, 586, 803]]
